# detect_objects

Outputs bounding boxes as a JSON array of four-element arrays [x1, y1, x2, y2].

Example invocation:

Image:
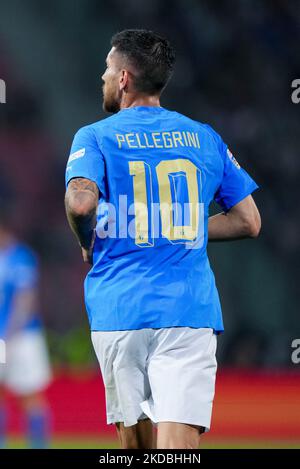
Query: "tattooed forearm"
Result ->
[[67, 177, 99, 195], [65, 178, 99, 249]]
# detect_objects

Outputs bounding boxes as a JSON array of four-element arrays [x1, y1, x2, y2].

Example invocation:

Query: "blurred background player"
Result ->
[[0, 201, 52, 448]]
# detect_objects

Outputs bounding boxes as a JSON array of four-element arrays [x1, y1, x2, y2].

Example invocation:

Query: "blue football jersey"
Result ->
[[0, 243, 41, 338], [65, 106, 258, 333]]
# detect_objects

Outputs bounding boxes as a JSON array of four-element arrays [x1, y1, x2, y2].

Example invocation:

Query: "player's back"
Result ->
[[83, 106, 222, 253], [66, 106, 257, 332]]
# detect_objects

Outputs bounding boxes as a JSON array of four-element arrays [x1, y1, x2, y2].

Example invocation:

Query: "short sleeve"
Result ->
[[65, 125, 105, 195], [210, 128, 259, 211]]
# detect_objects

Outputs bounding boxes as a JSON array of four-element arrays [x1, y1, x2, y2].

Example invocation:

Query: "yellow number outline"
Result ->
[[129, 158, 203, 247]]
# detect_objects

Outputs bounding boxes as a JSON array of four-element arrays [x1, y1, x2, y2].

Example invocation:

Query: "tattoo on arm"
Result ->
[[65, 178, 99, 249], [67, 177, 99, 195]]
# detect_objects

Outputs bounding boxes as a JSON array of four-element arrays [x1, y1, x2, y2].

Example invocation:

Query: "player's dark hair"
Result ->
[[111, 29, 176, 95]]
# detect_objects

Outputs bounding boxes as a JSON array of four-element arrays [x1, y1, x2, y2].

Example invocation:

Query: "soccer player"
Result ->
[[0, 205, 52, 448], [65, 29, 261, 449]]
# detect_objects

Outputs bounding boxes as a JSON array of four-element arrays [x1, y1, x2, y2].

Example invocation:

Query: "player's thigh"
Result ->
[[157, 422, 204, 449], [91, 329, 152, 427], [146, 327, 217, 431], [116, 418, 155, 449]]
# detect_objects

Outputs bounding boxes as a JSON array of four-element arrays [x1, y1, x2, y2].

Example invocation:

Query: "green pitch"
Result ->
[[4, 437, 300, 449]]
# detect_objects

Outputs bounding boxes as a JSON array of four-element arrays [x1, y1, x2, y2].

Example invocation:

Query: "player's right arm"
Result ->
[[65, 125, 105, 263], [65, 177, 98, 262]]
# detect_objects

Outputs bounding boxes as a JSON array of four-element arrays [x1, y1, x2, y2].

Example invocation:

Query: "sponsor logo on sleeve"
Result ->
[[68, 148, 86, 163]]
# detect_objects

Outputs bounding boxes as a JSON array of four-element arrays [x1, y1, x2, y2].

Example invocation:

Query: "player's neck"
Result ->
[[120, 93, 161, 110]]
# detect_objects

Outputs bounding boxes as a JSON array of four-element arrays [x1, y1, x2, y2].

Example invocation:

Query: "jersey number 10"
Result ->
[[129, 158, 204, 248]]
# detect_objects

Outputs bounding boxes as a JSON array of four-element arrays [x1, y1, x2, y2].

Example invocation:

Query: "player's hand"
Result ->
[[81, 230, 96, 265]]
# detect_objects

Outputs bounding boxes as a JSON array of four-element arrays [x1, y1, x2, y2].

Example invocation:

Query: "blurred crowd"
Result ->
[[0, 0, 299, 367]]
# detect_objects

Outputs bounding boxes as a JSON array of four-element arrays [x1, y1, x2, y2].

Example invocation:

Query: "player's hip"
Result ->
[[91, 326, 217, 379], [91, 327, 217, 429]]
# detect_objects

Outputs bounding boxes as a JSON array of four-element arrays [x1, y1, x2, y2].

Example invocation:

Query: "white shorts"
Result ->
[[91, 327, 217, 431], [0, 330, 52, 395]]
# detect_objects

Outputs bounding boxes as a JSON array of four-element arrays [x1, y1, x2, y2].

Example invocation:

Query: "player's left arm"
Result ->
[[65, 177, 99, 263], [208, 194, 261, 241]]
